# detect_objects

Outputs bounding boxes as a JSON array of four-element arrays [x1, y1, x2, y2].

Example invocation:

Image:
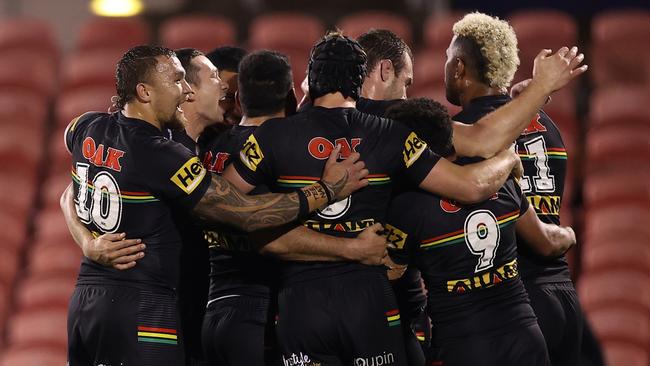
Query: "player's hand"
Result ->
[[82, 232, 145, 270], [511, 78, 552, 105], [321, 144, 369, 200], [384, 256, 407, 281], [565, 226, 577, 248], [532, 46, 588, 94], [345, 223, 388, 266]]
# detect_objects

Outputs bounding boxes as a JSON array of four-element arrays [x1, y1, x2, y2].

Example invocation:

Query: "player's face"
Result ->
[[385, 53, 413, 100], [444, 37, 462, 106], [218, 69, 240, 125], [191, 55, 228, 125], [148, 56, 192, 129]]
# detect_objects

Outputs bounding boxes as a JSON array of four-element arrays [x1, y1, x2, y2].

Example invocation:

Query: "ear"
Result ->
[[136, 83, 151, 103], [379, 59, 394, 82], [455, 57, 467, 80]]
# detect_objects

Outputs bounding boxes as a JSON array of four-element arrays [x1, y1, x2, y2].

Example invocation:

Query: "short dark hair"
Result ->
[[385, 98, 455, 158], [175, 48, 204, 86], [357, 29, 413, 76], [206, 46, 248, 73], [238, 50, 293, 118], [453, 36, 490, 87], [115, 45, 175, 110]]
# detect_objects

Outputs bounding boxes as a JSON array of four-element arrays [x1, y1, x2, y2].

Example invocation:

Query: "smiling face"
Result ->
[[145, 55, 192, 129]]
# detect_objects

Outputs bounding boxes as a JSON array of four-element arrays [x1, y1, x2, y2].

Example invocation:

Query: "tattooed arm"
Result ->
[[193, 146, 368, 232]]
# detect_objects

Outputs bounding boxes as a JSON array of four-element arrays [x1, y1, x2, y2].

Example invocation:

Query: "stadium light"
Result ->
[[90, 0, 144, 17]]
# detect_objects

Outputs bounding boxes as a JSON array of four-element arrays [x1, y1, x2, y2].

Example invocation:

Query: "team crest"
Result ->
[[440, 198, 462, 213]]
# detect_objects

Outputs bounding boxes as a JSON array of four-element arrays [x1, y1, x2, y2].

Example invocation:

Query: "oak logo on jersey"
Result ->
[[527, 195, 561, 216], [82, 137, 125, 172], [308, 137, 362, 160], [240, 135, 264, 171], [203, 151, 230, 174], [170, 157, 206, 194], [440, 198, 462, 213], [403, 132, 427, 168], [385, 224, 408, 250], [521, 113, 547, 135]]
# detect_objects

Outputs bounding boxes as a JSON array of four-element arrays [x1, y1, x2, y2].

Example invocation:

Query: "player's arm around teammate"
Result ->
[[515, 205, 576, 257]]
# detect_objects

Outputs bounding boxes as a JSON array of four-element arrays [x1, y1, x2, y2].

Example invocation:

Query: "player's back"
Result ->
[[233, 106, 439, 283], [66, 111, 210, 290], [387, 177, 536, 342]]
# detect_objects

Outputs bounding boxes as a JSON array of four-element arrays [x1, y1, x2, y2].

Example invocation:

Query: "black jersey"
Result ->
[[356, 97, 402, 117], [198, 124, 274, 299], [65, 111, 211, 290], [386, 178, 537, 342], [233, 106, 441, 283], [453, 95, 571, 284]]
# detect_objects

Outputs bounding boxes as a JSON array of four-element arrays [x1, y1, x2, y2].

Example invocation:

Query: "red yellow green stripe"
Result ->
[[421, 210, 520, 249], [386, 309, 401, 327], [276, 175, 318, 188], [71, 169, 159, 203], [367, 174, 391, 186], [137, 326, 178, 345], [518, 148, 568, 160]]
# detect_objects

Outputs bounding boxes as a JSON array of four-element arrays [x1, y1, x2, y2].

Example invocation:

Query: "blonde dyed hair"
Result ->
[[452, 12, 519, 89]]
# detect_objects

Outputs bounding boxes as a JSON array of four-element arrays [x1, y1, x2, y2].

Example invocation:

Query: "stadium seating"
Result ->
[[600, 342, 649, 366], [584, 171, 650, 208], [583, 240, 650, 274], [584, 124, 650, 174], [14, 274, 77, 312], [591, 10, 650, 88], [412, 48, 445, 91], [579, 270, 650, 312], [0, 347, 67, 366], [0, 52, 58, 98], [61, 48, 124, 92], [422, 11, 465, 50], [509, 10, 578, 84], [249, 13, 324, 50], [337, 11, 412, 45], [160, 15, 237, 52], [5, 308, 68, 350], [590, 86, 650, 128], [0, 18, 58, 62], [76, 17, 150, 52], [55, 86, 115, 128], [587, 306, 650, 347]]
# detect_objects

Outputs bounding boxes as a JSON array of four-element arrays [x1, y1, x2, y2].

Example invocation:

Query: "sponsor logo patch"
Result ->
[[403, 132, 427, 168], [385, 224, 408, 250], [240, 134, 264, 171], [354, 352, 395, 366], [170, 157, 206, 194]]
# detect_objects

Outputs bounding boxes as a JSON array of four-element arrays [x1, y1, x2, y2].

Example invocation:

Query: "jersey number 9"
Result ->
[[464, 209, 500, 273]]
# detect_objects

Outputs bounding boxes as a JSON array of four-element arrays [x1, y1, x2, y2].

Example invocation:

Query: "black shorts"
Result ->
[[202, 295, 270, 366], [67, 284, 184, 366], [276, 270, 408, 366], [433, 324, 550, 366], [525, 281, 584, 366]]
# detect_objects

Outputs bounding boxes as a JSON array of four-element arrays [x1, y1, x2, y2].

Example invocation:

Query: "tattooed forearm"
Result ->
[[193, 175, 301, 232], [322, 170, 348, 200]]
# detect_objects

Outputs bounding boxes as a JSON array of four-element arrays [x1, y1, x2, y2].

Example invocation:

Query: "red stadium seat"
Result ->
[[590, 86, 650, 128], [578, 270, 650, 312], [585, 124, 650, 174], [582, 239, 650, 274], [160, 15, 237, 52], [337, 11, 412, 45], [0, 209, 28, 248], [40, 173, 73, 210], [509, 10, 578, 84], [587, 307, 650, 347], [422, 12, 465, 50], [0, 51, 58, 97], [0, 89, 48, 127], [27, 242, 81, 278], [591, 10, 650, 88], [0, 347, 67, 366], [5, 309, 68, 349], [76, 17, 150, 52], [412, 48, 445, 91], [249, 13, 324, 50], [584, 171, 650, 208], [0, 19, 58, 61], [583, 204, 650, 243], [0, 246, 20, 289], [33, 207, 72, 243], [601, 342, 649, 366], [15, 274, 77, 312], [61, 48, 124, 92], [55, 86, 115, 128]]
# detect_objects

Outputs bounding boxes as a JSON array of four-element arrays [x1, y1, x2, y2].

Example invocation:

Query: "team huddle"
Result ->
[[60, 12, 588, 366]]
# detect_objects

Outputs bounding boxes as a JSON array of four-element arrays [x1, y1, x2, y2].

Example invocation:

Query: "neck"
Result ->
[[123, 103, 161, 130], [313, 92, 356, 108], [240, 110, 285, 127], [182, 106, 213, 141], [360, 77, 380, 100], [459, 81, 504, 109]]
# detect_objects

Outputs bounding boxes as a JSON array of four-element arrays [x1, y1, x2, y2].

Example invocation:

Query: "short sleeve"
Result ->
[[231, 122, 276, 187], [139, 136, 211, 211], [385, 192, 423, 265], [64, 112, 98, 154], [391, 123, 441, 185]]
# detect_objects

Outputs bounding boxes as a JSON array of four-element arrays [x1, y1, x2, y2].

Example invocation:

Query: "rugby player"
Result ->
[[205, 46, 248, 127], [223, 31, 583, 365], [61, 45, 368, 366], [385, 97, 576, 366], [447, 13, 585, 365]]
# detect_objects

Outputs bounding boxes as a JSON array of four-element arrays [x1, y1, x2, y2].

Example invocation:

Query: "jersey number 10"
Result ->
[[74, 162, 123, 233]]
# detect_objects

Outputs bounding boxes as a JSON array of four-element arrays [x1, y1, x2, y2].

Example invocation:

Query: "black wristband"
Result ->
[[296, 188, 310, 219], [316, 180, 335, 204]]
